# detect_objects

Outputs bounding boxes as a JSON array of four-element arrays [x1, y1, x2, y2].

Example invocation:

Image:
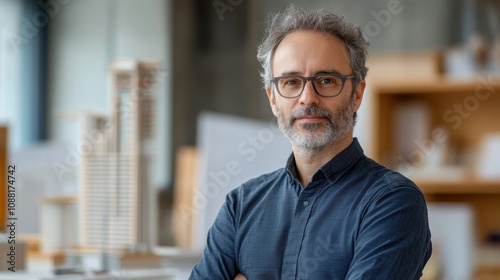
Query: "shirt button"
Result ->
[[303, 201, 309, 206]]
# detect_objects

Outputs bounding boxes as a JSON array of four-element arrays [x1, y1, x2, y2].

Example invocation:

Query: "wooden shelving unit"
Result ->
[[370, 77, 500, 278]]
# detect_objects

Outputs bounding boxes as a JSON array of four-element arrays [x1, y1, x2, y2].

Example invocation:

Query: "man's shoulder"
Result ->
[[355, 156, 422, 195], [350, 157, 428, 221]]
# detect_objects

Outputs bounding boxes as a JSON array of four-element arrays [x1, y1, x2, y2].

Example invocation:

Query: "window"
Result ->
[[0, 0, 47, 150], [0, 0, 23, 150]]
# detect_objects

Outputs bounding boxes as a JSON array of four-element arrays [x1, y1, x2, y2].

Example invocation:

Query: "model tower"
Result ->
[[81, 60, 158, 253]]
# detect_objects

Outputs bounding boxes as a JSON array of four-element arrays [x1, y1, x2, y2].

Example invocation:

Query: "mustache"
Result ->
[[290, 106, 333, 125]]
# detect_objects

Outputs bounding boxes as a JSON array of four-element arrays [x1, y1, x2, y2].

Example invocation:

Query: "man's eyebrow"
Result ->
[[279, 69, 343, 76], [279, 71, 302, 76], [315, 69, 342, 75]]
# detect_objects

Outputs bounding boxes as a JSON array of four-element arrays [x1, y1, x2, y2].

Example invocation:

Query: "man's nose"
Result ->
[[298, 80, 320, 105]]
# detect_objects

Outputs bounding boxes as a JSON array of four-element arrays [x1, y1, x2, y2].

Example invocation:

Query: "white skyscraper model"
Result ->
[[40, 196, 79, 253], [80, 60, 158, 254]]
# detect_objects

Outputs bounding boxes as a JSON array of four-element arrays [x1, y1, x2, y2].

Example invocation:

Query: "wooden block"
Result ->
[[171, 146, 198, 248], [120, 252, 162, 269], [18, 234, 41, 254]]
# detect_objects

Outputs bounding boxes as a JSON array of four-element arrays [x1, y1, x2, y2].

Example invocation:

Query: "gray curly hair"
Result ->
[[257, 5, 369, 88]]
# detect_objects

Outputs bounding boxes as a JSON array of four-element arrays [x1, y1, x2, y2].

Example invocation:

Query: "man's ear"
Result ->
[[353, 80, 366, 113], [266, 86, 278, 116]]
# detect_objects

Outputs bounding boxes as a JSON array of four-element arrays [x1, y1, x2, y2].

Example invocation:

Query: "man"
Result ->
[[190, 5, 432, 280]]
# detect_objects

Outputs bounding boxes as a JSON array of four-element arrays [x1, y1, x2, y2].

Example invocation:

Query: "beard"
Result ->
[[275, 98, 355, 149]]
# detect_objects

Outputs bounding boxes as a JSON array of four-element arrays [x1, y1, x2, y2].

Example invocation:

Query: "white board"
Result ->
[[193, 112, 292, 251]]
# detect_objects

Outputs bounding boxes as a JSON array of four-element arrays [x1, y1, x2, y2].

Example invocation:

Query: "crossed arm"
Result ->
[[190, 186, 432, 279]]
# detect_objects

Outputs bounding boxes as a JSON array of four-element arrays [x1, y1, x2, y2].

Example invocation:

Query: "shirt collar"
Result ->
[[285, 138, 365, 185]]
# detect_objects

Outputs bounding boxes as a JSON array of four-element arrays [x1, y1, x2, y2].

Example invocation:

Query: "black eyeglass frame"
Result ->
[[270, 73, 356, 98]]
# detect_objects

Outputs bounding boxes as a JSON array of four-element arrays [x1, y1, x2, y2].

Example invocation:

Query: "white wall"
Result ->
[[48, 0, 172, 188]]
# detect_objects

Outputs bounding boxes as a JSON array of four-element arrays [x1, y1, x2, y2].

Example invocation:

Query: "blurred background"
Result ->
[[1, 0, 500, 279]]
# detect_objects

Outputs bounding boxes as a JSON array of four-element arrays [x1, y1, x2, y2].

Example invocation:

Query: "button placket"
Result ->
[[281, 187, 319, 279]]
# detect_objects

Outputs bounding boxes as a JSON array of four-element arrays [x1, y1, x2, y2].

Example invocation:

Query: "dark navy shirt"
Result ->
[[190, 138, 432, 279]]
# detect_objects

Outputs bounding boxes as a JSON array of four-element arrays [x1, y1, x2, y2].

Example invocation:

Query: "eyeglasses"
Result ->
[[271, 73, 356, 98]]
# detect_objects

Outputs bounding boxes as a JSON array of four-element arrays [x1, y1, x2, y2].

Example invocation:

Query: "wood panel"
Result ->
[[171, 146, 198, 248]]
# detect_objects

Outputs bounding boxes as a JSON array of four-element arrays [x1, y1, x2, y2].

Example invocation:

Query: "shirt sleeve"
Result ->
[[189, 191, 239, 280], [345, 186, 432, 280]]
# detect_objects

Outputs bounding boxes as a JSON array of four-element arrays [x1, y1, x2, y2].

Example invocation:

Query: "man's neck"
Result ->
[[293, 136, 354, 187]]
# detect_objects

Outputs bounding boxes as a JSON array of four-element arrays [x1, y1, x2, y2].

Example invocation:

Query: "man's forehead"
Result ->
[[272, 30, 351, 74]]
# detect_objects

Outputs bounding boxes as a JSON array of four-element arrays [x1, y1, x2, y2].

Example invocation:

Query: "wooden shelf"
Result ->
[[415, 179, 500, 194], [372, 78, 500, 95], [371, 78, 500, 180]]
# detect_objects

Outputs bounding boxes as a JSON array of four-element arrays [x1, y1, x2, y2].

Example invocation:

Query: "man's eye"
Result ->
[[282, 78, 302, 86], [317, 76, 340, 85]]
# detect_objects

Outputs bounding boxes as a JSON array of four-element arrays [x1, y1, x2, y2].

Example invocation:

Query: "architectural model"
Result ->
[[80, 60, 158, 254], [40, 196, 79, 253]]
